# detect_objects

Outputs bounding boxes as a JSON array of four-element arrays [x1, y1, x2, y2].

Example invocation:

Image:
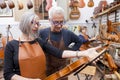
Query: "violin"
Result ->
[[44, 44, 107, 80], [0, 0, 7, 9], [44, 57, 89, 80], [45, 0, 52, 11], [27, 0, 33, 9], [8, 0, 15, 9], [0, 36, 13, 59], [107, 20, 114, 33], [0, 46, 4, 59], [17, 0, 24, 10], [78, 0, 85, 8], [79, 34, 93, 51], [104, 51, 120, 79], [87, 0, 94, 7]]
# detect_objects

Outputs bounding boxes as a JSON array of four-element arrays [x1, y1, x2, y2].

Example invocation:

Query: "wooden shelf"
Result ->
[[92, 3, 120, 18]]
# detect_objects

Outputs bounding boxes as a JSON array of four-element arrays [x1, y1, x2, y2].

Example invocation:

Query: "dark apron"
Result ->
[[19, 41, 46, 79], [46, 32, 70, 80]]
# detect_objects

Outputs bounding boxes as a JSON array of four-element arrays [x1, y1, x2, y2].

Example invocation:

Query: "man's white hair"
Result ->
[[48, 6, 65, 19]]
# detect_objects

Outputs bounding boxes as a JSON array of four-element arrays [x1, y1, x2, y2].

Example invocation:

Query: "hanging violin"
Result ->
[[27, 0, 33, 9], [78, 0, 85, 8], [45, 0, 52, 11], [8, 0, 15, 9], [87, 0, 94, 7], [17, 0, 24, 10], [0, 0, 7, 9]]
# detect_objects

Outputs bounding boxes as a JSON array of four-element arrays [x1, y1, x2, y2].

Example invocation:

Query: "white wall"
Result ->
[[0, 0, 34, 39], [0, 0, 114, 39], [0, 22, 21, 39], [69, 0, 114, 23], [67, 0, 114, 37]]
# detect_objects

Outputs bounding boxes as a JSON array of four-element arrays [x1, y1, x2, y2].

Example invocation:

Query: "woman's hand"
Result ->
[[62, 45, 105, 59], [85, 47, 99, 60], [78, 45, 104, 61]]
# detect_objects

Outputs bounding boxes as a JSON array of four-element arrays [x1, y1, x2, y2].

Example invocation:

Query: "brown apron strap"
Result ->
[[47, 31, 52, 44], [59, 37, 67, 50], [46, 31, 70, 78]]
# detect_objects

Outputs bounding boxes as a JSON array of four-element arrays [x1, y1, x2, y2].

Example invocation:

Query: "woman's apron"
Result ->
[[46, 32, 70, 80], [19, 41, 46, 79]]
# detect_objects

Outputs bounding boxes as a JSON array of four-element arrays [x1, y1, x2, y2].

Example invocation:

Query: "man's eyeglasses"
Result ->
[[31, 21, 41, 26], [51, 20, 65, 26]]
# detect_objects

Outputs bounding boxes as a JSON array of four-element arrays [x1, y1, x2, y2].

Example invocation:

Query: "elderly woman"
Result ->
[[4, 12, 100, 80]]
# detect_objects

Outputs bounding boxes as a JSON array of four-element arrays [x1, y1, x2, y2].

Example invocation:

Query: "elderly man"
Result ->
[[39, 6, 82, 80]]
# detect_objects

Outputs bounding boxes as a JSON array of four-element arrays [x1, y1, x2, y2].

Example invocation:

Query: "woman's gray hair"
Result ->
[[48, 6, 65, 19], [19, 12, 39, 36]]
